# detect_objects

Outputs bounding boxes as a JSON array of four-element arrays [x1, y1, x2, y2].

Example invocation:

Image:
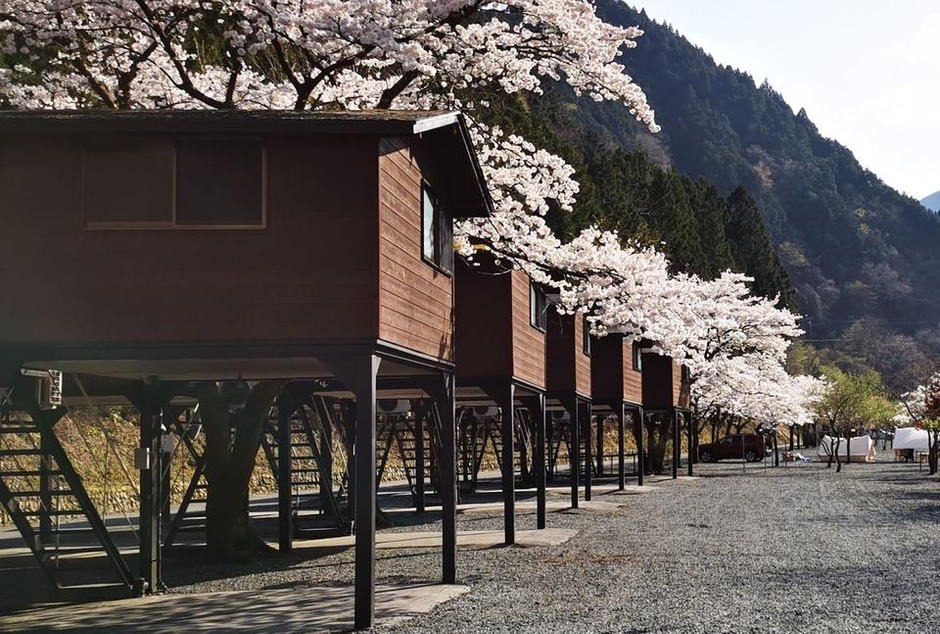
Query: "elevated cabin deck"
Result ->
[[0, 110, 493, 629], [0, 110, 490, 383]]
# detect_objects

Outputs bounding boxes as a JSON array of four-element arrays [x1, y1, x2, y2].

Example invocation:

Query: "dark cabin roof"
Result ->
[[0, 109, 493, 218]]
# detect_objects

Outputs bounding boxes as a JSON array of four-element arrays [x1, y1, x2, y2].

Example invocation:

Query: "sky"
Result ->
[[629, 0, 940, 199]]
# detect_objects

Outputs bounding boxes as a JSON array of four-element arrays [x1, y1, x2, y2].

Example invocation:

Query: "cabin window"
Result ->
[[681, 365, 690, 382], [421, 184, 453, 273], [83, 136, 265, 230], [83, 137, 175, 228], [632, 342, 643, 371], [529, 283, 547, 332], [582, 315, 592, 356]]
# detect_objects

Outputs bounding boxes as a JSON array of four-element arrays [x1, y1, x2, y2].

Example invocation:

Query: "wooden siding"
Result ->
[[546, 307, 588, 395], [509, 270, 546, 388], [377, 137, 453, 361], [591, 336, 643, 405], [590, 335, 624, 401], [641, 352, 677, 409], [624, 342, 643, 405], [454, 259, 513, 379], [0, 134, 380, 346], [574, 315, 591, 397]]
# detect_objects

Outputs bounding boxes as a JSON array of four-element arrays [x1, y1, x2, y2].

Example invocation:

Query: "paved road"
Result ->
[[379, 461, 940, 633]]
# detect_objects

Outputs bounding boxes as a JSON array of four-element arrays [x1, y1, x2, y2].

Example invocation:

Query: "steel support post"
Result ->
[[317, 398, 335, 520], [38, 425, 52, 544], [499, 383, 516, 545], [415, 401, 426, 513], [138, 391, 163, 594], [688, 412, 694, 477], [352, 355, 381, 631], [583, 402, 592, 502], [567, 397, 580, 509], [434, 374, 457, 583], [672, 409, 680, 479], [636, 407, 645, 487], [340, 400, 357, 519], [596, 414, 604, 476], [522, 394, 547, 530], [470, 413, 479, 491], [618, 402, 626, 491], [277, 394, 294, 553]]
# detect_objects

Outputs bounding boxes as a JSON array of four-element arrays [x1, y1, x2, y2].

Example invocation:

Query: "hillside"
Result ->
[[474, 87, 796, 310], [559, 1, 940, 341]]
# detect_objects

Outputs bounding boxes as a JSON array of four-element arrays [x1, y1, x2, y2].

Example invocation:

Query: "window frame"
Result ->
[[632, 342, 643, 371], [82, 135, 268, 231], [582, 315, 592, 356], [529, 282, 547, 332], [420, 182, 453, 275]]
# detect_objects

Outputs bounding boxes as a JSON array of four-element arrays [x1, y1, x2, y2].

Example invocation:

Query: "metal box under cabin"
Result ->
[[590, 335, 643, 406], [454, 258, 546, 390], [0, 111, 491, 381], [545, 305, 591, 398], [641, 352, 690, 409]]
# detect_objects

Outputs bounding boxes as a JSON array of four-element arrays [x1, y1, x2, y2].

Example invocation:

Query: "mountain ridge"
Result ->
[[570, 0, 940, 340]]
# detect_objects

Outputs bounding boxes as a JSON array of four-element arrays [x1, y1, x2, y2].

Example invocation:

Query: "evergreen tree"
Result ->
[[689, 178, 735, 278], [652, 168, 704, 273], [725, 187, 797, 308]]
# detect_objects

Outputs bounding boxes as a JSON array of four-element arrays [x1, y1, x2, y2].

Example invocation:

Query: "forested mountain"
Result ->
[[559, 1, 940, 342], [475, 87, 796, 310], [921, 191, 940, 213]]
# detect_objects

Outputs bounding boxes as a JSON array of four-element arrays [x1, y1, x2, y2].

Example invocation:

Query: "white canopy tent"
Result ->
[[816, 434, 876, 462], [892, 427, 930, 451]]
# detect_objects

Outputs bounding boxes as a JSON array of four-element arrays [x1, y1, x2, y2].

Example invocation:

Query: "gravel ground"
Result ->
[[157, 461, 940, 633]]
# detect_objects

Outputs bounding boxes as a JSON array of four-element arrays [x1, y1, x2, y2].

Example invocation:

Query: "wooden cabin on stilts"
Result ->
[[641, 350, 692, 479], [453, 256, 548, 544], [0, 110, 493, 629], [545, 306, 593, 507], [590, 335, 646, 487]]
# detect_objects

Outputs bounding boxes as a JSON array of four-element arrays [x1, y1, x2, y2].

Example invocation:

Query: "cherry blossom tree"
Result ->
[[898, 375, 940, 475], [0, 1, 659, 274], [0, 0, 666, 559], [0, 0, 822, 548]]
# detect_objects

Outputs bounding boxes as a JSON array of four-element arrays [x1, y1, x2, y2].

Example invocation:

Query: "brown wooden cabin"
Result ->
[[0, 110, 492, 629], [641, 349, 692, 479], [590, 335, 646, 486], [544, 305, 593, 504], [453, 255, 547, 543], [640, 353, 691, 410]]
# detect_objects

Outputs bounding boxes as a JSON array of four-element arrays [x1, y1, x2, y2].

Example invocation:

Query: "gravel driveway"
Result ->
[[162, 461, 940, 633]]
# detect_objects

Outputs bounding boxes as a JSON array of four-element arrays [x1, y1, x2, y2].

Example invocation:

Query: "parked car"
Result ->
[[698, 434, 766, 463]]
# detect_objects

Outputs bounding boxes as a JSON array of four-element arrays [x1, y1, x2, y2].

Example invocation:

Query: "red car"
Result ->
[[698, 434, 766, 463]]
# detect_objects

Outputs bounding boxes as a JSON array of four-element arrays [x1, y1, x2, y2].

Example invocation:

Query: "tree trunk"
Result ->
[[929, 432, 939, 476], [198, 380, 285, 562], [645, 413, 671, 474]]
